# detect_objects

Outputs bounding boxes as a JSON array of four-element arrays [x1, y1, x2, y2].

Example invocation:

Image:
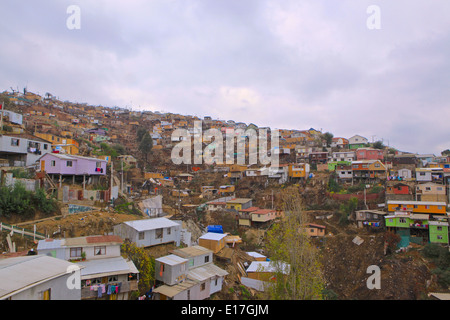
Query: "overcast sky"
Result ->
[[1, 0, 449, 155]]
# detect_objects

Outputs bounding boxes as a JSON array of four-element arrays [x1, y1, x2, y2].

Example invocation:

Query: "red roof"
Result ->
[[86, 235, 123, 244], [252, 209, 276, 215], [240, 207, 260, 212]]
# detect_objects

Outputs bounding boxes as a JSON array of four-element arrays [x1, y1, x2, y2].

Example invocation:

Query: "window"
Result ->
[[420, 172, 426, 176], [437, 235, 443, 240], [425, 187, 431, 191], [70, 247, 82, 258], [94, 246, 106, 256], [437, 187, 443, 191], [96, 161, 101, 168], [44, 144, 48, 150], [66, 160, 73, 167], [167, 227, 171, 235], [438, 206, 443, 210], [399, 218, 407, 224], [138, 232, 145, 240], [200, 283, 206, 291], [437, 226, 443, 231], [11, 138, 19, 146], [155, 228, 163, 239], [204, 255, 210, 263], [108, 275, 118, 282], [41, 288, 51, 300], [189, 259, 194, 267]]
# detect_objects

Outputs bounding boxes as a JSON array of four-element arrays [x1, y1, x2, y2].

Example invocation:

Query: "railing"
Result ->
[[81, 280, 138, 299], [0, 222, 46, 240]]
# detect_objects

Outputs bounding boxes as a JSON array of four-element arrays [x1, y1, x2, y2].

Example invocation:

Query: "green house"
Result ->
[[429, 221, 449, 244], [328, 160, 352, 171], [385, 214, 411, 228]]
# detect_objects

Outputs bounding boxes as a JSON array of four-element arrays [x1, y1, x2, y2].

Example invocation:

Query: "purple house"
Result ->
[[38, 153, 107, 186]]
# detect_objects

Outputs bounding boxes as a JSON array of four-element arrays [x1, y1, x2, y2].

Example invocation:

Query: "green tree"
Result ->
[[321, 132, 334, 147], [339, 197, 358, 225], [139, 132, 153, 164], [372, 140, 385, 149], [121, 240, 155, 294], [263, 192, 324, 300], [136, 127, 148, 143]]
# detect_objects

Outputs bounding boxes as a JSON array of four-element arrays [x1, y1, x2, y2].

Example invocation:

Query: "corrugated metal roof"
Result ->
[[37, 239, 64, 250], [170, 245, 212, 258], [246, 261, 290, 274], [199, 232, 227, 241], [187, 263, 228, 282], [0, 255, 82, 299], [153, 279, 198, 298], [76, 256, 138, 278], [155, 254, 188, 266], [123, 217, 180, 232]]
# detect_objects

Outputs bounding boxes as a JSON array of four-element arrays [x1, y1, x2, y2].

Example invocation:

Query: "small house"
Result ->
[[198, 232, 227, 253], [304, 223, 326, 237], [113, 217, 182, 247]]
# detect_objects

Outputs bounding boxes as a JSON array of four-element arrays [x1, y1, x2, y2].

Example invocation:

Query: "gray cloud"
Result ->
[[0, 0, 449, 154]]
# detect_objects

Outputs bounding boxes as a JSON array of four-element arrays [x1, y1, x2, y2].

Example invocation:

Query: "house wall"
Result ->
[[113, 224, 181, 248], [198, 238, 225, 253], [155, 261, 187, 286], [8, 273, 81, 300], [387, 202, 446, 214], [429, 225, 449, 244]]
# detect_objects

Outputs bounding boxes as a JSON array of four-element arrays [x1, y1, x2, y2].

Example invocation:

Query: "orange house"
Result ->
[[387, 200, 447, 215]]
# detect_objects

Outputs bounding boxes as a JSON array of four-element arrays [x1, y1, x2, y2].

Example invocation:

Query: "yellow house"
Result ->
[[387, 200, 447, 215], [145, 172, 164, 180], [226, 198, 253, 211], [288, 163, 310, 178], [35, 133, 80, 154]]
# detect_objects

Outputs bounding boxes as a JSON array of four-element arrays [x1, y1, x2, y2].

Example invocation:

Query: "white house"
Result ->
[[37, 235, 139, 300], [113, 217, 182, 247], [0, 133, 51, 167], [153, 245, 228, 300], [0, 255, 82, 300]]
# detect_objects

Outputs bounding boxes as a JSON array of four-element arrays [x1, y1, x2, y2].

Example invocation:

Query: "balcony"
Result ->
[[81, 280, 138, 299]]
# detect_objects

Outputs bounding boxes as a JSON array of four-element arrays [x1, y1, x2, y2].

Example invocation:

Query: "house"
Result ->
[[37, 235, 139, 300], [415, 183, 447, 202], [251, 209, 278, 225], [226, 198, 253, 211], [34, 133, 80, 155], [198, 232, 227, 253], [170, 246, 228, 295], [352, 160, 386, 181], [348, 135, 369, 149], [218, 185, 235, 194], [117, 155, 137, 167], [385, 212, 449, 247], [355, 148, 384, 161], [38, 153, 107, 186], [387, 200, 447, 215], [238, 207, 260, 227], [335, 164, 353, 181], [354, 210, 388, 228], [261, 164, 289, 184], [331, 151, 355, 162], [309, 152, 328, 165], [0, 133, 51, 167], [0, 255, 82, 300], [177, 173, 194, 183], [396, 168, 413, 180], [288, 163, 310, 180], [386, 182, 414, 201], [113, 217, 182, 247], [331, 137, 349, 149], [245, 261, 289, 282], [305, 223, 326, 237], [154, 254, 189, 286]]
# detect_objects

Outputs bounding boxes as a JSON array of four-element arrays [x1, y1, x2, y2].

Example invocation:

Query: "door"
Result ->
[[41, 160, 45, 172]]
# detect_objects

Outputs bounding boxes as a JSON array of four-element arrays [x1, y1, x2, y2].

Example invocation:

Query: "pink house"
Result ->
[[38, 153, 107, 177], [356, 148, 384, 161]]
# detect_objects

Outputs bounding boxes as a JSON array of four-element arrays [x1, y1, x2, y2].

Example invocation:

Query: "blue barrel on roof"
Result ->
[[207, 225, 224, 234]]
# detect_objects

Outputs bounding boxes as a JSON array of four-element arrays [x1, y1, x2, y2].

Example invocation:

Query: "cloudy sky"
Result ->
[[1, 0, 449, 155]]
